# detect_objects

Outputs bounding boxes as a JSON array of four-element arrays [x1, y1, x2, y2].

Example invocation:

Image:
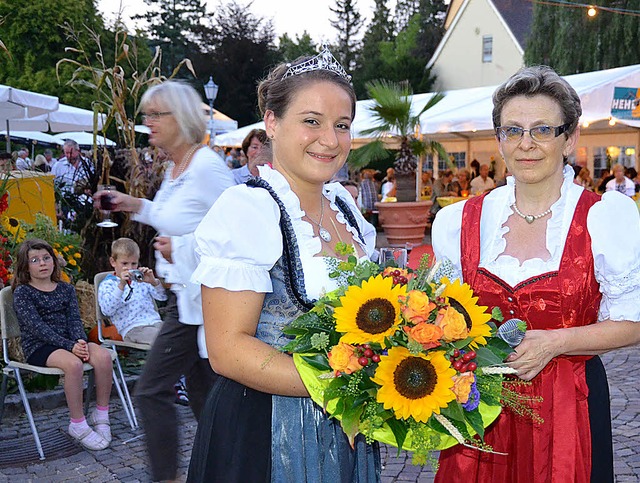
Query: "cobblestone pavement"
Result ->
[[0, 349, 637, 482]]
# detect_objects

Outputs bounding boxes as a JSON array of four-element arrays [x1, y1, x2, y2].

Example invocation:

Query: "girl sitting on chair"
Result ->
[[12, 239, 113, 451]]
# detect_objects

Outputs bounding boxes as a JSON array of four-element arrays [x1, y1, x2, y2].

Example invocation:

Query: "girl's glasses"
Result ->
[[29, 255, 53, 265]]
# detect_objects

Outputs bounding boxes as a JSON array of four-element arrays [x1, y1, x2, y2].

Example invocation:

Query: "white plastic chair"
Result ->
[[0, 286, 135, 459]]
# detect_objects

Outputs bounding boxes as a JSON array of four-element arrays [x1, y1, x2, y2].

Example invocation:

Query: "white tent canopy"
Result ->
[[9, 103, 105, 132], [54, 131, 116, 147], [211, 64, 640, 148], [0, 130, 64, 146], [0, 84, 59, 151], [0, 85, 58, 121], [214, 121, 265, 147]]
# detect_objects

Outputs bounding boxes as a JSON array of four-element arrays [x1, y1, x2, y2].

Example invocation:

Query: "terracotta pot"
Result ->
[[375, 200, 432, 247]]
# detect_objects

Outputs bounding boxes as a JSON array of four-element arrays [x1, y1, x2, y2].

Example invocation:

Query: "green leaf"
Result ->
[[484, 337, 514, 360], [491, 307, 504, 322], [301, 354, 331, 371], [464, 408, 485, 440], [441, 402, 465, 423], [385, 417, 408, 450], [475, 346, 505, 366], [341, 405, 365, 447]]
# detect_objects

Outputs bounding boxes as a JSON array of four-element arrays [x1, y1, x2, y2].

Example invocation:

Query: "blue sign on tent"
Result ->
[[611, 87, 640, 120]]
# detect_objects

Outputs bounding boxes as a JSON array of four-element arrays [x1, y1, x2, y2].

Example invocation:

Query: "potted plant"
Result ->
[[350, 80, 448, 246]]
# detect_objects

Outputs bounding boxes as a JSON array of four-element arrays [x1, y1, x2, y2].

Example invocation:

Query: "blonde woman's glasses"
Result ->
[[496, 123, 570, 143], [142, 111, 173, 122]]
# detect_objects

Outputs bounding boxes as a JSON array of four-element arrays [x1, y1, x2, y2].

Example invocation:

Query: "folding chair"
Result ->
[[0, 286, 135, 460], [94, 272, 154, 428]]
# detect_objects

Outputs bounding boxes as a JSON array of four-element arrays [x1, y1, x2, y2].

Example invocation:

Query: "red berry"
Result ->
[[363, 344, 371, 349], [453, 360, 463, 371], [392, 270, 401, 276], [467, 350, 477, 359], [371, 354, 381, 363], [363, 349, 374, 358], [462, 353, 475, 362], [450, 357, 456, 363], [358, 357, 369, 367], [467, 362, 477, 371], [453, 349, 460, 358], [460, 363, 469, 373]]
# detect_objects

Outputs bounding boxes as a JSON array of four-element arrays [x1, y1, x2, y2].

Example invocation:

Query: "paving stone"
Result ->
[[0, 348, 638, 481]]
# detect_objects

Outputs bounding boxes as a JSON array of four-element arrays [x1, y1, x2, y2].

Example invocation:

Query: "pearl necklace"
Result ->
[[306, 196, 332, 242], [172, 144, 200, 180], [510, 202, 552, 224]]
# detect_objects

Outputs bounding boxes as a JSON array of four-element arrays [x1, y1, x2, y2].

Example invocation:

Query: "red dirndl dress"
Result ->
[[435, 190, 613, 483]]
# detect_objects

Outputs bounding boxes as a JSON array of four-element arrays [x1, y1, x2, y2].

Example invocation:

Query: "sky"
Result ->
[[97, 0, 391, 43]]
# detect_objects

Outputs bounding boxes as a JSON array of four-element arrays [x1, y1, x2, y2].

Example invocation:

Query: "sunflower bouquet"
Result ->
[[283, 244, 520, 465]]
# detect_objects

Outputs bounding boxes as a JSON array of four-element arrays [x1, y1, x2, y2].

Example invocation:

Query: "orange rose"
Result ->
[[403, 322, 443, 349], [435, 307, 469, 342], [328, 342, 363, 375], [400, 290, 436, 324], [451, 373, 475, 404]]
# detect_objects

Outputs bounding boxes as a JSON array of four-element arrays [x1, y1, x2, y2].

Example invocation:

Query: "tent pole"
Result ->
[[5, 120, 10, 152]]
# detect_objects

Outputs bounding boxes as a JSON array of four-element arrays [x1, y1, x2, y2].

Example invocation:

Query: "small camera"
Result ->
[[129, 269, 144, 282]]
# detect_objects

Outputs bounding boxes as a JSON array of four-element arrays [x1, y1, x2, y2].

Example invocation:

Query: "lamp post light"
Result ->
[[204, 76, 219, 146]]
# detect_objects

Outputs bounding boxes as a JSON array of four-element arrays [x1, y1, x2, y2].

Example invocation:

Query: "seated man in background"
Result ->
[[605, 163, 635, 197], [470, 163, 495, 195]]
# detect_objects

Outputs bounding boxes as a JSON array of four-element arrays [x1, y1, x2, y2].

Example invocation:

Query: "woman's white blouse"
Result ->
[[432, 165, 640, 322], [132, 147, 234, 325], [193, 165, 377, 301]]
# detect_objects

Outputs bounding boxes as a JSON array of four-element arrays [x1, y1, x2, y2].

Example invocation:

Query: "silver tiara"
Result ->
[[282, 43, 351, 81]]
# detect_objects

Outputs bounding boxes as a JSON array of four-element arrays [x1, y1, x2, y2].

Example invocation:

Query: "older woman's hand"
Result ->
[[154, 236, 173, 263], [93, 190, 143, 213], [505, 329, 563, 381]]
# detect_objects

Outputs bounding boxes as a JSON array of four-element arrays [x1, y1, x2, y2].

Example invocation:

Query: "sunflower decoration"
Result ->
[[372, 347, 456, 422], [439, 277, 492, 348], [1, 216, 26, 243], [334, 274, 406, 346]]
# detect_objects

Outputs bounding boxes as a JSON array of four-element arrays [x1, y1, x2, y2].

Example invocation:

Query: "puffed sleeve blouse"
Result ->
[[432, 165, 640, 322], [192, 165, 377, 300]]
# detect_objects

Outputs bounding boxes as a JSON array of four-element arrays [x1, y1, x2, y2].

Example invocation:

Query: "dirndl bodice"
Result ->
[[436, 189, 606, 483], [250, 178, 381, 483]]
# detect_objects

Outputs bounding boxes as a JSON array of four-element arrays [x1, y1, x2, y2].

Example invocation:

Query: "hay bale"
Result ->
[[75, 280, 96, 331]]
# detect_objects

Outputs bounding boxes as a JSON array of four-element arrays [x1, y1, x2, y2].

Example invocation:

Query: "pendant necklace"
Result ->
[[511, 202, 552, 224], [307, 196, 332, 243]]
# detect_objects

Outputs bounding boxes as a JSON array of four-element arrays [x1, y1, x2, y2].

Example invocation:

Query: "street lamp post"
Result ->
[[204, 76, 219, 147]]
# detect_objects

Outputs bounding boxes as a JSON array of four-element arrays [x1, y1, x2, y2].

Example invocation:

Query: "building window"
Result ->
[[425, 152, 466, 172], [593, 145, 636, 179], [482, 35, 493, 63]]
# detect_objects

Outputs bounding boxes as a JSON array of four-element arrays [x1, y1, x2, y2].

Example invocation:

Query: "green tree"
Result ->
[[353, 0, 394, 97], [330, 0, 364, 72], [525, 1, 640, 73], [133, 0, 206, 76], [277, 31, 317, 62], [0, 0, 105, 107], [394, 0, 419, 32], [191, 1, 278, 126], [378, 15, 436, 93]]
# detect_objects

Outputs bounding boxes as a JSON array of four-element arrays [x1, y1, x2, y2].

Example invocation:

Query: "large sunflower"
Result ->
[[372, 347, 456, 422], [440, 277, 492, 348], [334, 274, 406, 345]]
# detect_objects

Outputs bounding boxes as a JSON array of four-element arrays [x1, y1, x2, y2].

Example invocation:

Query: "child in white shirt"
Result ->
[[98, 238, 167, 345]]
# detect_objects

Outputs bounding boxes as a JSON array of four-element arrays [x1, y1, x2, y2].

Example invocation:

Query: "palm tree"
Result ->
[[350, 80, 448, 202]]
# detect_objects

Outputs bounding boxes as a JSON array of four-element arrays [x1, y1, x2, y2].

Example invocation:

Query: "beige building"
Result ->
[[427, 0, 532, 90]]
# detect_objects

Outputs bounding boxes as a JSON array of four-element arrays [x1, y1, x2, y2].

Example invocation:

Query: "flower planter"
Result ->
[[375, 200, 432, 247]]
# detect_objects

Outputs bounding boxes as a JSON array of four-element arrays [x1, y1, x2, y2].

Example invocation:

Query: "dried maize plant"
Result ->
[[55, 17, 196, 275]]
